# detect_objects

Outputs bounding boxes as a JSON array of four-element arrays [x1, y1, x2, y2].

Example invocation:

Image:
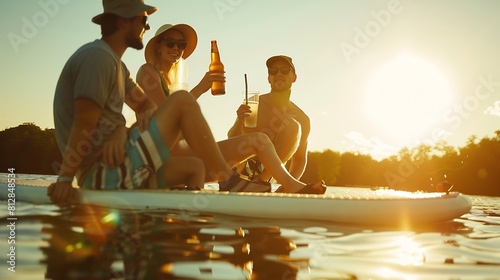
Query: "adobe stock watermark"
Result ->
[[7, 0, 71, 54], [384, 74, 500, 188], [443, 75, 500, 131], [339, 0, 404, 64], [6, 168, 17, 273], [212, 0, 245, 21]]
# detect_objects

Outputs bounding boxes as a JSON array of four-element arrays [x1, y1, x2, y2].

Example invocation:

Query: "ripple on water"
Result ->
[[1, 173, 500, 279]]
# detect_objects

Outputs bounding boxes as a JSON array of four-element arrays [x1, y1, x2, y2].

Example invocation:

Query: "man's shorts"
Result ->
[[81, 118, 170, 190], [241, 156, 276, 184]]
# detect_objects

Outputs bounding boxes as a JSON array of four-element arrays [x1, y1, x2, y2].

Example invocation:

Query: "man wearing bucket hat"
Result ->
[[229, 55, 313, 189], [137, 25, 325, 194], [50, 0, 273, 205]]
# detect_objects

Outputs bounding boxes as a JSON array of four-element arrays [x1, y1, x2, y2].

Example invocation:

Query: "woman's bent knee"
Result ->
[[169, 90, 198, 107]]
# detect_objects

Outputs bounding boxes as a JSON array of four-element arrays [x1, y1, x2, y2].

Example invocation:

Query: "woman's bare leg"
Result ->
[[168, 131, 322, 193], [152, 91, 233, 182]]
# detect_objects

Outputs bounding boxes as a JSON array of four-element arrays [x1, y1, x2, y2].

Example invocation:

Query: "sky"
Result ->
[[1, 0, 500, 160]]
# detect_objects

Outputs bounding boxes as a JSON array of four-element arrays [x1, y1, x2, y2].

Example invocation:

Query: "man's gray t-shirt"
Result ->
[[53, 39, 137, 180]]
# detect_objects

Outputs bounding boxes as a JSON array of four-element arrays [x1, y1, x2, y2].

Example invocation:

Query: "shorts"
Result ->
[[241, 156, 275, 184], [81, 118, 170, 190], [241, 156, 264, 180]]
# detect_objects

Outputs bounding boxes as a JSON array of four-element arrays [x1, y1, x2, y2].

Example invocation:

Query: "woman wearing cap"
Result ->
[[136, 24, 326, 194]]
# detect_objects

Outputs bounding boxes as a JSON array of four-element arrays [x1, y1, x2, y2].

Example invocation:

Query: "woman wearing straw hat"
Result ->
[[137, 23, 219, 100], [136, 24, 326, 194]]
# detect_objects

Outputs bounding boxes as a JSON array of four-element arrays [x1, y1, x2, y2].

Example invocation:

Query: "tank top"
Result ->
[[158, 71, 170, 97]]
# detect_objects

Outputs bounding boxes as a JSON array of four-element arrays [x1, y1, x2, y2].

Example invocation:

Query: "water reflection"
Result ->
[[1, 195, 499, 279], [39, 205, 302, 279]]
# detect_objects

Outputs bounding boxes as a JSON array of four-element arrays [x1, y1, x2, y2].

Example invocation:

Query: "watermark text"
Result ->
[[6, 168, 17, 272]]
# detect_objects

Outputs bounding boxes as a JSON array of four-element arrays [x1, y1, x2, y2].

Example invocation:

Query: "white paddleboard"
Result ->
[[0, 179, 472, 226]]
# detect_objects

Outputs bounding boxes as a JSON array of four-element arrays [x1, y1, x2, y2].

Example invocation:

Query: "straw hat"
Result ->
[[144, 24, 198, 63], [92, 0, 157, 25]]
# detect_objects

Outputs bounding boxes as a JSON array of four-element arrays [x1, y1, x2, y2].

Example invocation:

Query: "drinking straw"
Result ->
[[244, 74, 248, 105]]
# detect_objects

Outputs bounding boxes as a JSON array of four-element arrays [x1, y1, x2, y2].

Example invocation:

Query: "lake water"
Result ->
[[1, 173, 499, 280]]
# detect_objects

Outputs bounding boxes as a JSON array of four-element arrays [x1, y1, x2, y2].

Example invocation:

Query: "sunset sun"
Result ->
[[362, 53, 453, 148]]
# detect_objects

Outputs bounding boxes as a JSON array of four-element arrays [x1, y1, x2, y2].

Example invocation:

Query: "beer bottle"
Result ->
[[209, 40, 225, 95]]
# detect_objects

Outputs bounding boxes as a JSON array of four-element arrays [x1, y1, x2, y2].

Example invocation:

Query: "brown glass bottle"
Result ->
[[209, 40, 225, 95]]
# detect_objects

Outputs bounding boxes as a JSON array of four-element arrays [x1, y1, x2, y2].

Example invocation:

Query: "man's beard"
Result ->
[[126, 34, 144, 50]]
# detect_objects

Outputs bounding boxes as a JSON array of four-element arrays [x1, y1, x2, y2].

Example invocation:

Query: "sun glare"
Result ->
[[362, 53, 453, 148]]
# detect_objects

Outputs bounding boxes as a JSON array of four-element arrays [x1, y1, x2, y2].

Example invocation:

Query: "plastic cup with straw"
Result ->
[[243, 74, 259, 128]]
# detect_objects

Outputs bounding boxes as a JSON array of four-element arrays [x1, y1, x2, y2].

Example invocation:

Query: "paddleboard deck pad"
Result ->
[[0, 179, 472, 226]]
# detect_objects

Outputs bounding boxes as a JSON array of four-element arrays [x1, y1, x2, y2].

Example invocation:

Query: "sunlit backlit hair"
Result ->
[[152, 36, 187, 87]]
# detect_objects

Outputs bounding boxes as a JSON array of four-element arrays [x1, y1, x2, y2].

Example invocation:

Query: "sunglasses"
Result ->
[[160, 38, 188, 50], [132, 15, 148, 27], [268, 66, 293, 76]]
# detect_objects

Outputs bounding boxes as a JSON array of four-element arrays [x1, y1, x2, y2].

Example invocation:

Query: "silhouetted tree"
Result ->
[[1, 123, 499, 196], [306, 130, 499, 196], [0, 123, 61, 174], [302, 149, 340, 185]]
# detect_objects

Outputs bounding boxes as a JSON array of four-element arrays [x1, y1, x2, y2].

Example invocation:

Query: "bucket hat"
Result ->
[[92, 0, 157, 24]]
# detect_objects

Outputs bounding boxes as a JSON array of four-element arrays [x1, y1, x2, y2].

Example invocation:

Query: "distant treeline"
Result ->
[[0, 123, 61, 175], [1, 123, 499, 196], [301, 131, 500, 197]]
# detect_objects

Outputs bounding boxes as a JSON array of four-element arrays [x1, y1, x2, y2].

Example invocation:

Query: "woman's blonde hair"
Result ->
[[153, 38, 188, 89], [166, 57, 187, 86]]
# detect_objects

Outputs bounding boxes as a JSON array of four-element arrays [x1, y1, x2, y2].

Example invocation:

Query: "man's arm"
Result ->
[[288, 140, 308, 179], [49, 98, 102, 204], [228, 118, 245, 138], [59, 98, 102, 177], [227, 104, 251, 138], [287, 109, 311, 179]]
